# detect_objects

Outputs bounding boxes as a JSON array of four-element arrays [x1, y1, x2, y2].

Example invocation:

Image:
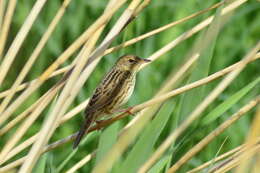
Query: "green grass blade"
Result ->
[[95, 121, 119, 164], [202, 77, 260, 125], [55, 131, 98, 173], [32, 153, 47, 173], [178, 4, 223, 122], [148, 155, 172, 173], [118, 99, 175, 173]]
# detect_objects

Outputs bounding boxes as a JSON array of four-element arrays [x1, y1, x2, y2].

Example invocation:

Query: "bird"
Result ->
[[73, 54, 151, 148]]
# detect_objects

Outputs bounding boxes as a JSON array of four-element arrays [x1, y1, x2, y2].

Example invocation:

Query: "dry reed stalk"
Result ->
[[4, 136, 37, 164], [0, 0, 72, 116], [0, 64, 74, 138], [0, 157, 24, 173], [0, 83, 64, 136], [0, 84, 63, 164], [252, 152, 260, 173], [0, 64, 71, 99], [168, 97, 259, 172], [186, 138, 260, 172], [4, 137, 252, 173], [0, 0, 47, 86], [138, 41, 260, 173], [0, 91, 89, 141], [1, 98, 88, 164], [187, 145, 243, 173], [0, 0, 127, 127], [0, 0, 17, 59], [0, 0, 5, 29], [212, 145, 260, 173], [65, 153, 96, 173], [235, 106, 260, 172]]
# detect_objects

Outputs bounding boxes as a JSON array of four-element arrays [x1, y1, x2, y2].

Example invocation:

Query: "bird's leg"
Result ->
[[95, 120, 105, 130]]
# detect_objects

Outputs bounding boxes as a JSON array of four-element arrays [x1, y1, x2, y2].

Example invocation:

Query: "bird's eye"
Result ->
[[128, 59, 135, 63]]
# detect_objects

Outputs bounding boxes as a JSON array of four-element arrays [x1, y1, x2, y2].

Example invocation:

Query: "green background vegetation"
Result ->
[[2, 0, 260, 172]]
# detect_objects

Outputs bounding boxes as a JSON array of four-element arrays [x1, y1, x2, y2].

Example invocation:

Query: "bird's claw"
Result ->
[[117, 107, 134, 116]]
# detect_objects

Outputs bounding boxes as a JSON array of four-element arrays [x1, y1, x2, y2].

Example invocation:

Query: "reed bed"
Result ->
[[0, 0, 259, 172]]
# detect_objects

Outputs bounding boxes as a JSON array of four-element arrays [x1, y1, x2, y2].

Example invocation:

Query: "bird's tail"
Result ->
[[73, 115, 94, 149]]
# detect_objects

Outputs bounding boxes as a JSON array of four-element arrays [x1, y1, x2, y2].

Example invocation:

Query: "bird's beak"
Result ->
[[140, 58, 151, 63]]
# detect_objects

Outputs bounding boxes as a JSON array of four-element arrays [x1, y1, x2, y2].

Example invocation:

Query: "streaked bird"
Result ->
[[73, 54, 151, 148]]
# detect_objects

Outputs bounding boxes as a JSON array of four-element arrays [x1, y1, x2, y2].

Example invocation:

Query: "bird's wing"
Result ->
[[85, 71, 131, 115]]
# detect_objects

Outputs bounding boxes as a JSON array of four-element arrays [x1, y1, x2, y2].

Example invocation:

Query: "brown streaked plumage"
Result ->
[[73, 55, 151, 148]]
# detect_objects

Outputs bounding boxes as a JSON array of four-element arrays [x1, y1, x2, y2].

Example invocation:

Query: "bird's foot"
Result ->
[[117, 107, 134, 116], [95, 118, 111, 125]]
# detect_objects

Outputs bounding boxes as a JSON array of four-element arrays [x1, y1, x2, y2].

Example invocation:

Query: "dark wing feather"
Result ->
[[84, 70, 130, 115]]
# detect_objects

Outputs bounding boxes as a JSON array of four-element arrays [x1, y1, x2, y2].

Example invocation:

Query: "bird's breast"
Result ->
[[120, 75, 136, 105], [108, 73, 136, 111]]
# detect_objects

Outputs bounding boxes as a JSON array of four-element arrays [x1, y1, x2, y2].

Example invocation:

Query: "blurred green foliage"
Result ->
[[2, 0, 260, 172]]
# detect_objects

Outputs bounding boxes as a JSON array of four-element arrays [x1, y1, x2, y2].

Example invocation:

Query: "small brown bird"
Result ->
[[73, 55, 151, 148]]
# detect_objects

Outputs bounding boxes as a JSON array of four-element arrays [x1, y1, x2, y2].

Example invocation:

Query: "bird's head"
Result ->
[[115, 54, 151, 72]]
